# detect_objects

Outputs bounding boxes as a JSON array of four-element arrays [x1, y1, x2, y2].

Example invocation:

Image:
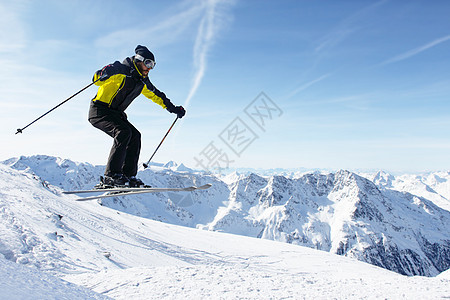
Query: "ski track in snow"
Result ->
[[66, 264, 449, 299], [0, 157, 449, 299]]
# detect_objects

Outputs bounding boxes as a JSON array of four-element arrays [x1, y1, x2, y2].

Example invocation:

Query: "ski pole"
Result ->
[[143, 116, 179, 169], [15, 79, 100, 134]]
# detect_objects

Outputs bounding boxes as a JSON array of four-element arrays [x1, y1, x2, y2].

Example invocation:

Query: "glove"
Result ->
[[169, 105, 186, 118]]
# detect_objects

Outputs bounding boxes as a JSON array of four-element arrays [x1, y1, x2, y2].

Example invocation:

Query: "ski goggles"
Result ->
[[135, 54, 156, 69]]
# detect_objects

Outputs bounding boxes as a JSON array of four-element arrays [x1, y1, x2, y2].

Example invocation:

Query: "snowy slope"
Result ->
[[0, 256, 109, 300], [0, 162, 448, 299], [3, 155, 450, 278]]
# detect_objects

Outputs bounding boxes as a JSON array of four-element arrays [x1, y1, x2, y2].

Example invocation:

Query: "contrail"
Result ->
[[288, 73, 333, 98], [381, 34, 450, 65], [184, 0, 233, 107]]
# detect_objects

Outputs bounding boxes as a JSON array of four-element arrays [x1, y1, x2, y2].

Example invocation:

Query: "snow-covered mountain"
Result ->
[[202, 171, 450, 276], [0, 158, 448, 299], [2, 156, 450, 279], [2, 155, 104, 191], [367, 170, 450, 211]]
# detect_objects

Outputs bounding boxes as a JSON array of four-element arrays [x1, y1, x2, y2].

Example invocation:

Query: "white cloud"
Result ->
[[94, 2, 204, 52], [0, 1, 28, 53], [315, 0, 388, 53]]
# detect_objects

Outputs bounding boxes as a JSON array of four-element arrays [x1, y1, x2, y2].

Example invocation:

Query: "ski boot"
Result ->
[[128, 176, 151, 188], [94, 174, 130, 189]]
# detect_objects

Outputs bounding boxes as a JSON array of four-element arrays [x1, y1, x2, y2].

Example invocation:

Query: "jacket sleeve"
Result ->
[[92, 61, 124, 86], [141, 79, 175, 111]]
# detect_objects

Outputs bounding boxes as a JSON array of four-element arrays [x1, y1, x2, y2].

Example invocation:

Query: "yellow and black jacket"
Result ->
[[89, 56, 175, 119]]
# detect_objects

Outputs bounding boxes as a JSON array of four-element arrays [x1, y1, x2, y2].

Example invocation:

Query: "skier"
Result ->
[[88, 45, 185, 188]]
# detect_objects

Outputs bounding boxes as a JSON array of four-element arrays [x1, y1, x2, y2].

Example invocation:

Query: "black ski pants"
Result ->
[[89, 104, 141, 178]]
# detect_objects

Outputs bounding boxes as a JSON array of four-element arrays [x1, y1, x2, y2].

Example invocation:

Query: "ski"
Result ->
[[67, 184, 212, 201], [64, 186, 157, 194]]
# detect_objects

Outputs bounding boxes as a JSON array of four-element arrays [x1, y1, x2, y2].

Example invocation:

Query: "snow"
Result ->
[[438, 269, 450, 279], [67, 261, 448, 299], [0, 156, 449, 299], [363, 170, 450, 211], [0, 255, 109, 299]]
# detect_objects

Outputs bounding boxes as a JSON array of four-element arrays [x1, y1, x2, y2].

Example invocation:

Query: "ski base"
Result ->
[[66, 184, 212, 201]]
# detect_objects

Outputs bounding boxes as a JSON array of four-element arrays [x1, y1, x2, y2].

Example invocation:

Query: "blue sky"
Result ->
[[1, 0, 450, 173]]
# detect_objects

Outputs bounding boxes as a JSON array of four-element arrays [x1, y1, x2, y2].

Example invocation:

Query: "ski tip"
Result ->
[[197, 183, 212, 190], [182, 184, 212, 191]]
